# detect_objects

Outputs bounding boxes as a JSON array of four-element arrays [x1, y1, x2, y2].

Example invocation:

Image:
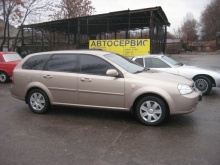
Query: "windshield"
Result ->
[[3, 53, 22, 62], [104, 53, 144, 74], [162, 55, 183, 66]]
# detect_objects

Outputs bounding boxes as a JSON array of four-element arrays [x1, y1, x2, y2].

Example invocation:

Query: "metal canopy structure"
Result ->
[[21, 6, 170, 54]]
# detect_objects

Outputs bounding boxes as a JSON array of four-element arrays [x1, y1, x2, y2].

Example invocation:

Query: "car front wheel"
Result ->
[[194, 76, 212, 95], [135, 96, 168, 126], [0, 72, 9, 83], [27, 89, 50, 114]]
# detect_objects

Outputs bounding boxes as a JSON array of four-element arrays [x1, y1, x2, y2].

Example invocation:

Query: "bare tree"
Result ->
[[0, 0, 24, 51], [0, 0, 54, 51], [11, 0, 54, 50], [50, 0, 95, 20], [173, 13, 199, 48], [167, 31, 175, 39], [172, 28, 183, 39], [200, 0, 220, 41]]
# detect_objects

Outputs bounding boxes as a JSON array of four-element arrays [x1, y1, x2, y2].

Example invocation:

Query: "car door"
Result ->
[[78, 54, 125, 108], [41, 54, 78, 104], [145, 57, 179, 75]]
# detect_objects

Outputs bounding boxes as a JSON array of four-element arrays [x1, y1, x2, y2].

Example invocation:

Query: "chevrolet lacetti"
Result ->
[[11, 50, 202, 125]]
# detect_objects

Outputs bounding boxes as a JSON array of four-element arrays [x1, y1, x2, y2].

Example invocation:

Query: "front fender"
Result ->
[[128, 86, 175, 112]]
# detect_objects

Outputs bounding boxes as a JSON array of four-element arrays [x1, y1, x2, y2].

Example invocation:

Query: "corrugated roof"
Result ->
[[21, 6, 170, 35]]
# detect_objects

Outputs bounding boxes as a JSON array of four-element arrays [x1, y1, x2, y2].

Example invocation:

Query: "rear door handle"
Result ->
[[43, 75, 53, 79]]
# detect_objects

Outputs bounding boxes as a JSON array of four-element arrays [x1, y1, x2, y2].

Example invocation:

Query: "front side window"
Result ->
[[45, 54, 77, 72], [80, 55, 113, 75], [162, 55, 183, 66], [145, 58, 170, 68], [22, 54, 51, 70], [105, 53, 144, 74], [134, 58, 144, 66]]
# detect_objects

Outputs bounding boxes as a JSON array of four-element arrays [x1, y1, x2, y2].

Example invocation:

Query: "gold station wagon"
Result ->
[[11, 50, 201, 125]]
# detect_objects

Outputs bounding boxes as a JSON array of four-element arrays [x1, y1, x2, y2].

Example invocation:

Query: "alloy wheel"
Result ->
[[30, 92, 46, 111], [140, 100, 162, 123]]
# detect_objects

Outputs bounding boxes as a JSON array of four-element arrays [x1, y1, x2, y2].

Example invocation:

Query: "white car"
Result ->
[[132, 55, 220, 95]]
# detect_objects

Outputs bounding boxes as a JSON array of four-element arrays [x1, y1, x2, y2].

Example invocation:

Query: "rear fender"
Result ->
[[25, 82, 54, 104]]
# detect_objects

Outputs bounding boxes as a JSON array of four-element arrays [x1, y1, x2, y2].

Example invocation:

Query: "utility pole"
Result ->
[[7, 18, 10, 50], [3, 0, 6, 21], [0, 0, 7, 51]]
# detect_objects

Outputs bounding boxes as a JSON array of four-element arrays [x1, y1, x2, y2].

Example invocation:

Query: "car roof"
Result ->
[[0, 51, 18, 55], [133, 54, 164, 59], [26, 50, 113, 58]]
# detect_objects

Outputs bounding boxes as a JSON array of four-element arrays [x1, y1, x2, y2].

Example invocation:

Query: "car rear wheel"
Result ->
[[27, 89, 50, 114], [135, 96, 168, 126], [194, 76, 212, 95], [0, 72, 9, 83]]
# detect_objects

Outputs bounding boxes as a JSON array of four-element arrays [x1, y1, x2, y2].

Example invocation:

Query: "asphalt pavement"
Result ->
[[0, 52, 220, 165]]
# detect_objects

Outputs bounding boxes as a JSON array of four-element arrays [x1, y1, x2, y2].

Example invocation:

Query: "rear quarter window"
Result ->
[[22, 54, 51, 70]]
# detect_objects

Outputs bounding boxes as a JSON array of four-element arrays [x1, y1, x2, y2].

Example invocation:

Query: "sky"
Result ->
[[91, 0, 211, 32]]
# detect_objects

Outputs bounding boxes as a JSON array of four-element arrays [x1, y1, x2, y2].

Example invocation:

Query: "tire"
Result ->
[[135, 96, 168, 126], [0, 72, 9, 83], [194, 76, 212, 95], [27, 89, 50, 114]]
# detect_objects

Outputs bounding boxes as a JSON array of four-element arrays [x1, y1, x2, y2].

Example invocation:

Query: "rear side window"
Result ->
[[80, 55, 113, 75], [45, 54, 77, 72], [145, 58, 170, 68], [22, 54, 51, 70]]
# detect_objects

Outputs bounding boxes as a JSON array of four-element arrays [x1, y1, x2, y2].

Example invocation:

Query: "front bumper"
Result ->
[[169, 90, 201, 115]]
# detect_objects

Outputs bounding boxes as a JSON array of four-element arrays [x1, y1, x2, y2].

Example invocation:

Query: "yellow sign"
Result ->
[[89, 39, 150, 57]]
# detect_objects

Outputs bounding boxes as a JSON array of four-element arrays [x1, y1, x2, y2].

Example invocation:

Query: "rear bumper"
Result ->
[[198, 93, 202, 101], [215, 78, 220, 87]]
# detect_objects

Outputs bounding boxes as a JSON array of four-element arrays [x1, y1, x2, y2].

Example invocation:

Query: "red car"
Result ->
[[0, 52, 22, 83]]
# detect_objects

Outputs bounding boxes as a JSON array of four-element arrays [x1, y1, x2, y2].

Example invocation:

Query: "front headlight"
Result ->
[[178, 84, 193, 95]]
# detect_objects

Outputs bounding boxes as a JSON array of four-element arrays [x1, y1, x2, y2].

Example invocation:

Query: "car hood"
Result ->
[[136, 69, 193, 85], [179, 65, 220, 72]]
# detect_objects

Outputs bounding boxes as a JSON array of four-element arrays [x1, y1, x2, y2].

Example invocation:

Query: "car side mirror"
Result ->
[[106, 69, 119, 77]]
